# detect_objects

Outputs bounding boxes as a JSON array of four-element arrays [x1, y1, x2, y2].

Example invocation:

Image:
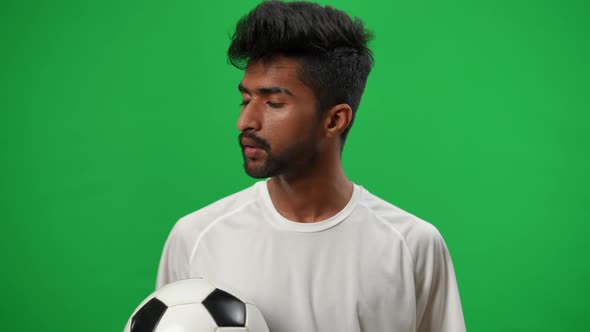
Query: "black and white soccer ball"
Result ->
[[124, 278, 269, 332]]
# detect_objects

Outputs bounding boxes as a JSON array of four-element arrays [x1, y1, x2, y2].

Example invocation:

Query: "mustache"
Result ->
[[239, 132, 270, 151]]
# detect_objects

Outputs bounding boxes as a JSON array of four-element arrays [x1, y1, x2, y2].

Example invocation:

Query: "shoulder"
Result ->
[[156, 183, 262, 286], [169, 182, 261, 241], [357, 186, 446, 262]]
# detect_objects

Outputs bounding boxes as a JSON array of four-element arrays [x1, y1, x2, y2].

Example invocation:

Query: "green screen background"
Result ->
[[1, 0, 588, 331]]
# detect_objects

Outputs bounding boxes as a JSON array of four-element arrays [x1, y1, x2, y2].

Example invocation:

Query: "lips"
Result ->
[[239, 133, 269, 160], [240, 137, 265, 150], [240, 136, 267, 159], [244, 146, 264, 158]]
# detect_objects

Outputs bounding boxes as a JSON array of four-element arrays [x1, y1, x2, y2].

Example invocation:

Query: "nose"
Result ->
[[237, 100, 262, 132]]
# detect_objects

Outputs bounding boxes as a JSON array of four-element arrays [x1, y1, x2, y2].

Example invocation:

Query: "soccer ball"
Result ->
[[124, 278, 269, 332]]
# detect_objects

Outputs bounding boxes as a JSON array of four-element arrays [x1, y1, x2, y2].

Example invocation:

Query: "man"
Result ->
[[157, 1, 466, 331]]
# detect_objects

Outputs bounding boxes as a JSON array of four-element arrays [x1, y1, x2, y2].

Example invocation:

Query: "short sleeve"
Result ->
[[155, 221, 191, 290], [412, 225, 466, 332]]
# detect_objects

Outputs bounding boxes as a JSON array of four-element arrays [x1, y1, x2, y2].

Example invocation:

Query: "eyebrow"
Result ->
[[238, 83, 294, 97]]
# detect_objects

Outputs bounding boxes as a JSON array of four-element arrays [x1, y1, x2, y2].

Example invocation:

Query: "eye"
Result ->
[[239, 100, 250, 107], [267, 101, 285, 109]]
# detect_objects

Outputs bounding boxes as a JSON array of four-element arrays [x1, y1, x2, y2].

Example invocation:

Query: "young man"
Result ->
[[157, 1, 466, 331]]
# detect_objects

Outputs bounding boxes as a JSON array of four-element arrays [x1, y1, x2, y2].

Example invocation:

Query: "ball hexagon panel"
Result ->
[[202, 288, 246, 327]]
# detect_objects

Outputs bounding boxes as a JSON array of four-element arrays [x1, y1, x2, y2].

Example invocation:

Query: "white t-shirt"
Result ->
[[156, 181, 466, 332]]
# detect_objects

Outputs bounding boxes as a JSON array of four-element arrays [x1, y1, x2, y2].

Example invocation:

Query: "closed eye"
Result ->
[[267, 102, 285, 108]]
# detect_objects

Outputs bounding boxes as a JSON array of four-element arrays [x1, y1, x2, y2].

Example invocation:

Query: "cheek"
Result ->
[[262, 102, 319, 147], [263, 117, 293, 150]]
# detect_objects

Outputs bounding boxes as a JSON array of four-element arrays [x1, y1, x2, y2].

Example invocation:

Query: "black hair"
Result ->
[[228, 0, 374, 147]]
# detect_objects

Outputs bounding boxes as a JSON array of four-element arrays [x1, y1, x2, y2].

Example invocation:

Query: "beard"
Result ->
[[239, 130, 319, 179]]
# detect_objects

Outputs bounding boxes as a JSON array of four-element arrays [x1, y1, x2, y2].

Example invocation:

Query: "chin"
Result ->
[[242, 153, 288, 179], [244, 168, 272, 179], [243, 161, 271, 179]]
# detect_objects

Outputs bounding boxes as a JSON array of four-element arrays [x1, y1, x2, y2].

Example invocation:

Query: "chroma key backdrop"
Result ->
[[1, 0, 588, 331]]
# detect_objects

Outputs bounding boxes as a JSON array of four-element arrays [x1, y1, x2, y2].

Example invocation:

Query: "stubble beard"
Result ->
[[242, 136, 319, 179]]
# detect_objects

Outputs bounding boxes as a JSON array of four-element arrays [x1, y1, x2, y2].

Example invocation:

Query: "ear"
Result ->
[[323, 103, 353, 139]]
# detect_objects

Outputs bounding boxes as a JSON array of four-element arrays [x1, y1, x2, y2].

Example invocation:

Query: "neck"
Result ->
[[267, 156, 353, 223]]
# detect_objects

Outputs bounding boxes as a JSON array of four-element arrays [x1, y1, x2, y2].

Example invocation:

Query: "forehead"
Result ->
[[240, 57, 309, 94]]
